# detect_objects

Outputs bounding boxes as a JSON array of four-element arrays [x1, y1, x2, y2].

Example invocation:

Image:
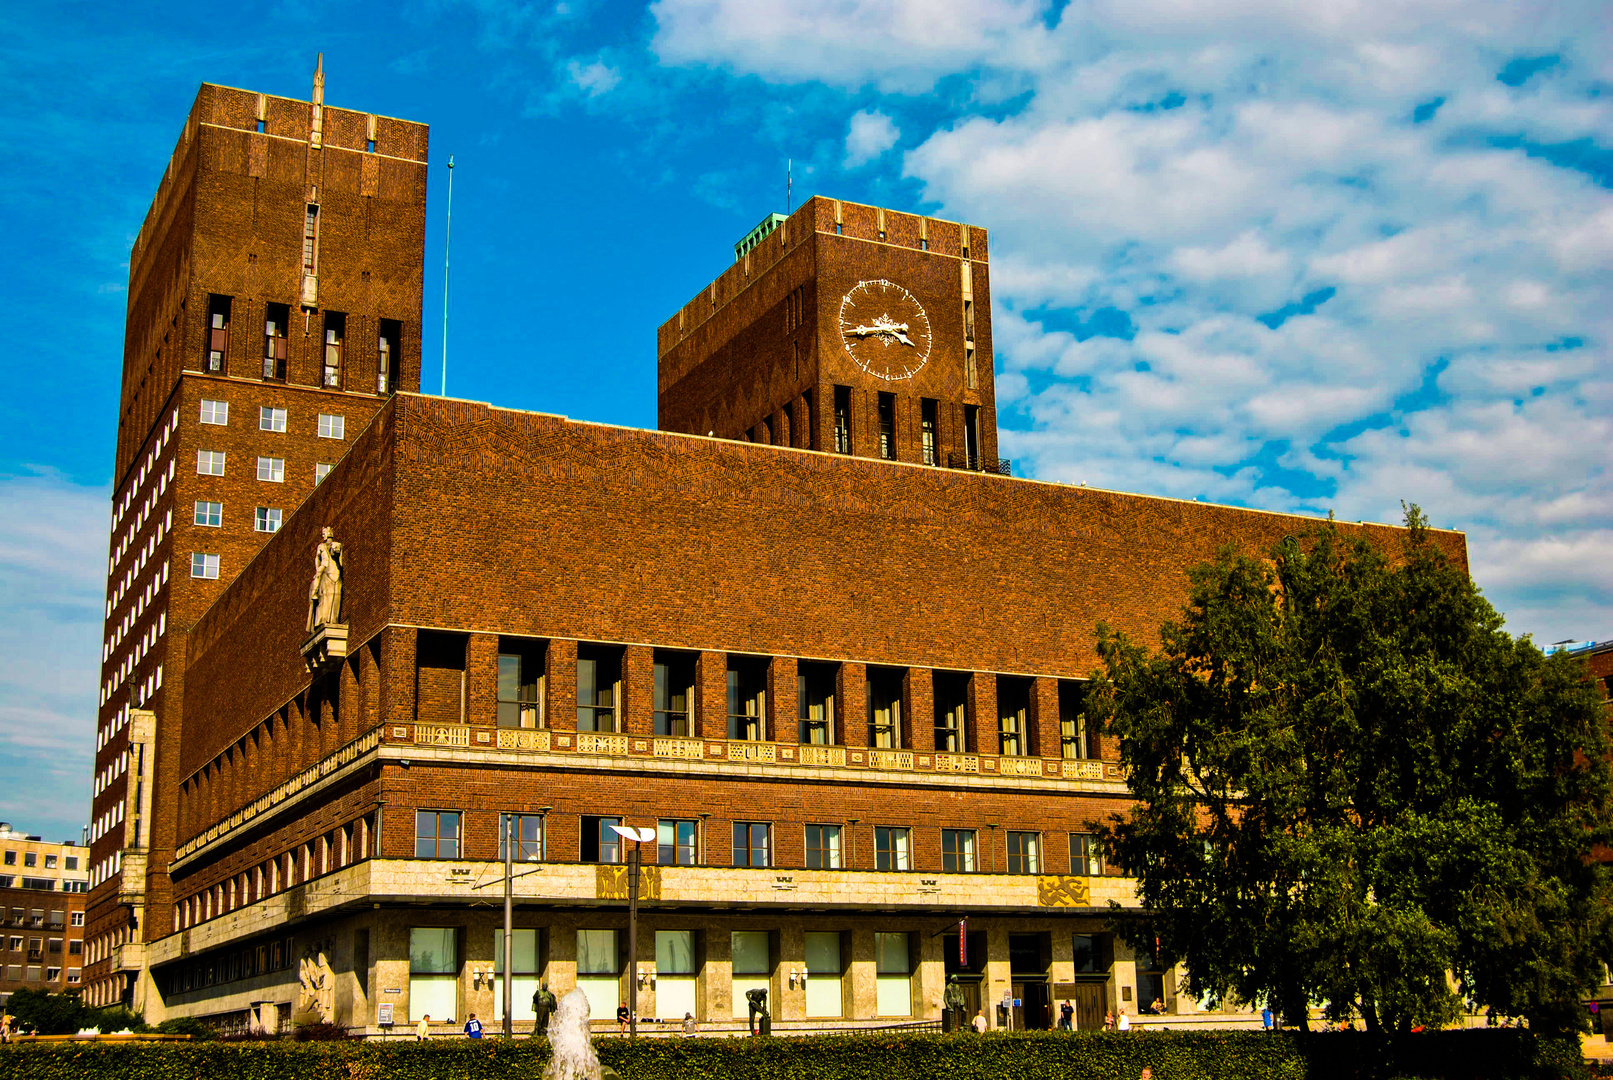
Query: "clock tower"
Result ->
[[657, 197, 1001, 472]]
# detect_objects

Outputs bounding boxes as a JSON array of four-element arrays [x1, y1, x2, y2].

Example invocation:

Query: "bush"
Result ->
[[153, 1016, 215, 1040], [90, 1006, 150, 1034]]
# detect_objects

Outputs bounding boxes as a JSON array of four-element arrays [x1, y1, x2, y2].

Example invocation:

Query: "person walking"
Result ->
[[1117, 1008, 1131, 1031], [682, 1011, 698, 1037], [972, 1010, 988, 1033], [416, 1014, 430, 1040], [1059, 999, 1075, 1030], [464, 1012, 484, 1039], [1104, 1009, 1115, 1030], [1262, 1005, 1274, 1030]]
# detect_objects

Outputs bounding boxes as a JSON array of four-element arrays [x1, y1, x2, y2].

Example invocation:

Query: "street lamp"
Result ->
[[609, 824, 656, 1038]]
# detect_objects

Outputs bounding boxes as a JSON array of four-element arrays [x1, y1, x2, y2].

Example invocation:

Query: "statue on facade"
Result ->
[[306, 527, 344, 633], [532, 982, 557, 1038], [294, 944, 335, 1024], [944, 974, 967, 1030], [746, 987, 770, 1036]]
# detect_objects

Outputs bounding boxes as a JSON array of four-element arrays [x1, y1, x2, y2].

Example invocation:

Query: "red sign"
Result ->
[[959, 918, 968, 966]]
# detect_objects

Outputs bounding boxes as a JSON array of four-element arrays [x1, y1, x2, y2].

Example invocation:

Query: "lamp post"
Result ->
[[609, 825, 656, 1038]]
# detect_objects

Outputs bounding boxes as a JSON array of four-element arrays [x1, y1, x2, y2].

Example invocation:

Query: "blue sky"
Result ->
[[0, 0, 1608, 841]]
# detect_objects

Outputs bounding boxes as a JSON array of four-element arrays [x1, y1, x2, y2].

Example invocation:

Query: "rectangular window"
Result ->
[[657, 819, 697, 866], [257, 457, 285, 483], [498, 813, 544, 862], [921, 398, 938, 465], [576, 646, 621, 732], [933, 671, 968, 752], [378, 320, 401, 394], [197, 450, 225, 476], [1060, 681, 1090, 759], [942, 829, 977, 872], [575, 929, 620, 1020], [802, 389, 815, 451], [318, 413, 346, 439], [877, 392, 896, 459], [1070, 833, 1104, 876], [833, 386, 852, 454], [798, 661, 836, 745], [653, 651, 695, 737], [964, 404, 981, 467], [727, 656, 767, 741], [323, 312, 346, 388], [1007, 831, 1041, 874], [254, 507, 282, 533], [866, 667, 903, 748], [804, 824, 842, 869], [205, 296, 231, 373], [998, 676, 1030, 756], [875, 932, 912, 1016], [263, 303, 289, 380], [190, 553, 220, 580], [655, 930, 698, 1018], [580, 816, 622, 864], [804, 931, 842, 1017], [193, 501, 222, 528], [199, 399, 229, 426], [69, 909, 82, 923], [409, 927, 458, 1022], [732, 822, 770, 868], [874, 826, 911, 871], [302, 205, 320, 276], [497, 639, 545, 729], [731, 930, 770, 1019], [315, 463, 332, 483], [414, 810, 460, 859], [259, 406, 287, 432]]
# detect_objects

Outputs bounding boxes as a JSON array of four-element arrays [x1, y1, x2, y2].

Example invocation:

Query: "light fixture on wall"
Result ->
[[789, 968, 804, 987], [637, 965, 656, 989]]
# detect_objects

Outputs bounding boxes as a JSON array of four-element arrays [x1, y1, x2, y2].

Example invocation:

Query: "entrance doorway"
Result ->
[[1012, 980, 1052, 1030], [1071, 981, 1107, 1029]]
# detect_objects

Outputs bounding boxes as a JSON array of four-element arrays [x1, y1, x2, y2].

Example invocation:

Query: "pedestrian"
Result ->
[[682, 1011, 697, 1037], [617, 1001, 630, 1033], [972, 1010, 988, 1033], [1140, 1068, 1154, 1080], [1261, 1005, 1273, 1030], [417, 1013, 430, 1040], [464, 1012, 483, 1039], [1059, 999, 1074, 1030], [1117, 1007, 1131, 1031], [1104, 1009, 1115, 1030]]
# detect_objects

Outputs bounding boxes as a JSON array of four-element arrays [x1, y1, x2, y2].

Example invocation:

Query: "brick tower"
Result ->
[[83, 62, 428, 1009], [658, 197, 1003, 473]]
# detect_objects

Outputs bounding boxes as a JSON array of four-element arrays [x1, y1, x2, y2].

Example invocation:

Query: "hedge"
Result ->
[[0, 1028, 1588, 1080]]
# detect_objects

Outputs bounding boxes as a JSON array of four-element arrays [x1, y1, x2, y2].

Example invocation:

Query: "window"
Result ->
[[576, 646, 621, 732], [197, 450, 225, 476], [653, 652, 695, 737], [874, 827, 911, 871], [1007, 831, 1041, 874], [921, 398, 938, 465], [833, 386, 852, 454], [498, 814, 544, 862], [263, 304, 289, 380], [805, 824, 841, 869], [409, 927, 458, 1023], [302, 205, 320, 277], [1070, 833, 1103, 876], [2, 852, 11, 865], [867, 668, 903, 748], [254, 507, 282, 533], [257, 456, 284, 482], [575, 929, 620, 1021], [193, 501, 222, 528], [199, 399, 229, 425], [44, 856, 56, 870], [877, 392, 896, 459], [727, 656, 767, 741], [655, 930, 697, 1019], [875, 932, 912, 1016], [492, 927, 540, 1021], [941, 829, 977, 872], [732, 822, 770, 868], [657, 819, 697, 866], [933, 671, 968, 752], [732, 931, 771, 1018], [802, 389, 816, 450], [414, 810, 460, 859], [315, 463, 332, 483], [998, 677, 1030, 756], [323, 312, 345, 388], [804, 931, 842, 1017], [318, 413, 345, 439], [798, 661, 836, 744], [1060, 681, 1090, 759], [1072, 933, 1107, 974], [205, 296, 231, 372], [378, 320, 401, 394], [964, 404, 981, 466], [190, 553, 220, 579], [259, 406, 287, 432], [580, 816, 622, 864], [70, 911, 83, 924], [497, 639, 544, 729]]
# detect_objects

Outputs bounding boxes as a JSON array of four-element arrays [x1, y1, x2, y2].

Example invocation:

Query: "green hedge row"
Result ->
[[0, 1028, 1586, 1080]]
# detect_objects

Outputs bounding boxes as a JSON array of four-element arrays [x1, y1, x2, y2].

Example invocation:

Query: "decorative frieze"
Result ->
[[934, 753, 980, 773], [997, 757, 1044, 777], [575, 733, 630, 756], [414, 724, 470, 747], [653, 738, 705, 759], [496, 729, 551, 751], [866, 749, 914, 771], [727, 742, 776, 763], [797, 746, 847, 766], [1061, 759, 1104, 780]]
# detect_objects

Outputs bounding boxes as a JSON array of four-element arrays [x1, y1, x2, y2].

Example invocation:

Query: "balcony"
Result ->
[[946, 452, 1012, 477]]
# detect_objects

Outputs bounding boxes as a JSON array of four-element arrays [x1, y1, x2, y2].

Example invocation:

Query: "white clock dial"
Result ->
[[838, 279, 932, 381]]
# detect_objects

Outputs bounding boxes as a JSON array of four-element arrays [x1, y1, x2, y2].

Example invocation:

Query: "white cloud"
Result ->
[[567, 57, 622, 96], [844, 109, 899, 167]]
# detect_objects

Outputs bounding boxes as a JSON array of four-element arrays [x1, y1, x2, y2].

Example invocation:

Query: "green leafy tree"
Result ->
[[5, 988, 90, 1035], [1090, 507, 1613, 1034]]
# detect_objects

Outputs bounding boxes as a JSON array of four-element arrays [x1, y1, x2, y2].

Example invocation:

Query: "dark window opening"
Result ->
[[263, 303, 289, 381], [941, 828, 976, 872], [657, 819, 697, 865], [866, 667, 904, 748], [964, 405, 981, 469], [323, 311, 345, 388], [581, 815, 623, 864], [798, 661, 837, 744], [302, 204, 319, 276], [497, 637, 545, 729], [1060, 680, 1089, 759], [802, 390, 816, 450], [998, 676, 1031, 756], [933, 671, 969, 752], [805, 823, 841, 868], [921, 398, 938, 465], [733, 822, 770, 868], [833, 386, 852, 454], [654, 651, 696, 737], [205, 295, 231, 373], [377, 319, 400, 394], [577, 645, 622, 732], [877, 392, 895, 460], [727, 655, 767, 741], [414, 810, 460, 859]]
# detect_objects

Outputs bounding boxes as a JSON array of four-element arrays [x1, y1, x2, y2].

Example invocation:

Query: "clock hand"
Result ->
[[847, 321, 915, 345]]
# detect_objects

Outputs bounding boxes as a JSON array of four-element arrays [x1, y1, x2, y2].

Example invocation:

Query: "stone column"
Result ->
[[622, 646, 654, 737], [848, 926, 876, 1020], [1031, 677, 1060, 761], [971, 673, 999, 757], [546, 640, 577, 733], [984, 926, 1012, 1029]]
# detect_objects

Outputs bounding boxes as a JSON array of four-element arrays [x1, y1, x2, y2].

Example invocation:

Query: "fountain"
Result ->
[[544, 988, 620, 1080]]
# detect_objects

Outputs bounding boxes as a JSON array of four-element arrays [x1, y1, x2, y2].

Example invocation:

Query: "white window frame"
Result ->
[[194, 501, 222, 528], [315, 463, 332, 483], [190, 553, 220, 580], [199, 400, 228, 425], [259, 406, 287, 433], [256, 457, 285, 483], [197, 451, 225, 476], [317, 413, 345, 439], [254, 507, 282, 533]]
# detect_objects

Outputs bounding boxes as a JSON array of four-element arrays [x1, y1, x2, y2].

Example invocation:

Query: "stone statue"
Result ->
[[532, 982, 558, 1037], [306, 527, 344, 633], [294, 945, 335, 1024], [746, 987, 769, 1035], [945, 975, 967, 1012]]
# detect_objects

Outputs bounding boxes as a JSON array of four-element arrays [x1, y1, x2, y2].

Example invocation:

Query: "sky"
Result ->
[[0, 0, 1608, 841]]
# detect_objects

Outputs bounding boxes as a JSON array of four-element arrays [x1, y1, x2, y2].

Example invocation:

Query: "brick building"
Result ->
[[0, 824, 89, 1007], [92, 74, 1468, 1034]]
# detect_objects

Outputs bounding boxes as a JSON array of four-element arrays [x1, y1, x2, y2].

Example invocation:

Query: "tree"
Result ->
[[1090, 506, 1613, 1034]]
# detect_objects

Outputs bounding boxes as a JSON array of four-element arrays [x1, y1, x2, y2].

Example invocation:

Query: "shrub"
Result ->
[[153, 1016, 216, 1040]]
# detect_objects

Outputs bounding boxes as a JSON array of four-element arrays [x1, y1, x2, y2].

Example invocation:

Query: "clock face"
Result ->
[[838, 279, 932, 381]]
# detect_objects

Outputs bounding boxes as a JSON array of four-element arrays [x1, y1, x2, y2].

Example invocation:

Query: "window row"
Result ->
[[174, 815, 375, 930], [485, 637, 1095, 759], [196, 452, 333, 485], [198, 399, 346, 439], [412, 811, 1107, 876], [0, 851, 77, 871], [192, 501, 283, 533], [202, 296, 401, 394]]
